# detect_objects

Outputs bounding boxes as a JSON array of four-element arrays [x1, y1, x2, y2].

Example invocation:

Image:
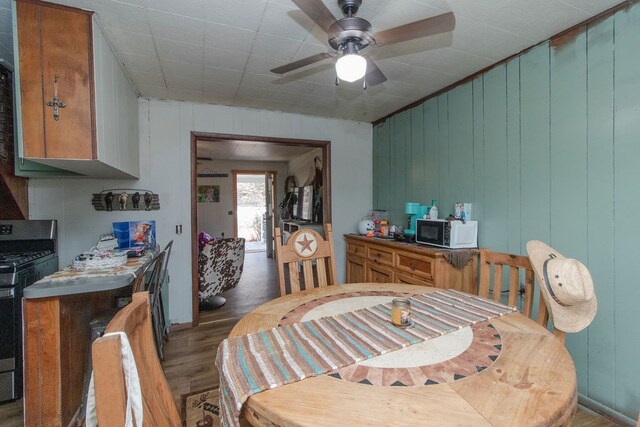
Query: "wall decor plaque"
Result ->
[[92, 189, 160, 211]]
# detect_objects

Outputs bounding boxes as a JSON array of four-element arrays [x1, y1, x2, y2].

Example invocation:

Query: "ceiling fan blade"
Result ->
[[374, 12, 455, 46], [271, 52, 332, 74], [291, 0, 338, 33], [364, 56, 387, 86]]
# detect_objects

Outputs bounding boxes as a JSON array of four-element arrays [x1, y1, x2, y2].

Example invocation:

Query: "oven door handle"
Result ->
[[0, 288, 15, 298]]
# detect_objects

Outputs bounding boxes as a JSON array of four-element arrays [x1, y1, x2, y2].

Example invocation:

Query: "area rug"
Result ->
[[181, 387, 221, 427], [182, 387, 252, 427]]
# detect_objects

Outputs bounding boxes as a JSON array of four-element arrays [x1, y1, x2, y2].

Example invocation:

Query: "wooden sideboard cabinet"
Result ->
[[14, 0, 139, 178], [344, 234, 478, 294]]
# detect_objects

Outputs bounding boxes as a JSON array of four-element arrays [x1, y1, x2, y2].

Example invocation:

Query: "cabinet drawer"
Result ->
[[367, 245, 394, 267], [395, 273, 430, 286], [396, 251, 434, 280], [366, 263, 394, 283], [347, 241, 366, 257]]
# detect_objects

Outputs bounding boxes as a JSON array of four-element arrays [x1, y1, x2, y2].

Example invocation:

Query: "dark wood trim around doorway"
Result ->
[[190, 131, 332, 326]]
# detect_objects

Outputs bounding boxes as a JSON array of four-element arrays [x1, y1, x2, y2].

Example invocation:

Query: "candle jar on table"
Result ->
[[391, 298, 411, 327]]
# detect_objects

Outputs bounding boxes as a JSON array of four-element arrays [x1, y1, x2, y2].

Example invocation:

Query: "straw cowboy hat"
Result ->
[[526, 240, 597, 333]]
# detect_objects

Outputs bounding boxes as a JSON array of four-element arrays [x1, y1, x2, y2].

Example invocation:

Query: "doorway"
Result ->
[[190, 132, 332, 325], [232, 170, 276, 256]]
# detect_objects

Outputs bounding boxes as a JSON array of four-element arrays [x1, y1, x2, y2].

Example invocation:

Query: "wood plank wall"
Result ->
[[372, 4, 639, 422]]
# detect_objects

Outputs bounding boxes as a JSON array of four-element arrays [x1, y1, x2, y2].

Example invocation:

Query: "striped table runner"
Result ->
[[215, 289, 517, 427]]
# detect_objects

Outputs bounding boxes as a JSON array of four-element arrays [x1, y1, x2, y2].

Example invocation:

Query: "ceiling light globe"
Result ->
[[335, 54, 367, 83]]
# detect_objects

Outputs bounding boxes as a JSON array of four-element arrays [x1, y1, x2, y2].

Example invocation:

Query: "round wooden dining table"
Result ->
[[229, 283, 577, 426]]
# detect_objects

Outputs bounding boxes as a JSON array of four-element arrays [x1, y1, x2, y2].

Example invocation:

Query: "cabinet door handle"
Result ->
[[46, 75, 66, 121]]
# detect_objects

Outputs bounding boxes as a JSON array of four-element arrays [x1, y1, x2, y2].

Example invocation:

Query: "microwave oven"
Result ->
[[415, 219, 478, 249]]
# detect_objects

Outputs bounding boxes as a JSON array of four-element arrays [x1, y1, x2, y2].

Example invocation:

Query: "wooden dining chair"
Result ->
[[131, 250, 167, 359], [158, 240, 174, 342], [91, 291, 181, 426], [132, 250, 165, 294], [274, 223, 338, 296], [479, 248, 566, 344]]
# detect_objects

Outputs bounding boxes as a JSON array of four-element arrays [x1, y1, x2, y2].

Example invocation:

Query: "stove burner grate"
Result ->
[[0, 251, 54, 266]]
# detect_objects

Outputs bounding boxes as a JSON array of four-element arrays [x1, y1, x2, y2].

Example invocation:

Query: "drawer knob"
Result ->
[[410, 262, 416, 271]]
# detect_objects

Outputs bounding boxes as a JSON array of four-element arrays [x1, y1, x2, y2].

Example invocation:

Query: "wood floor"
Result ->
[[163, 251, 280, 398], [0, 252, 627, 425]]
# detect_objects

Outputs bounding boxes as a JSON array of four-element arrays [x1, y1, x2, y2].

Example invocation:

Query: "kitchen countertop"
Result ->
[[24, 249, 156, 299]]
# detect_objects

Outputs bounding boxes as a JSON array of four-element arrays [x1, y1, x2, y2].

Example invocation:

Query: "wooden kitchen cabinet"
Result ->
[[366, 262, 395, 283], [346, 240, 366, 282], [344, 234, 478, 293], [13, 0, 139, 178], [346, 253, 365, 283]]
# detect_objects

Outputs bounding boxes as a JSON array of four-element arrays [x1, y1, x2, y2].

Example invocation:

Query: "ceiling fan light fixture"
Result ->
[[335, 43, 367, 82]]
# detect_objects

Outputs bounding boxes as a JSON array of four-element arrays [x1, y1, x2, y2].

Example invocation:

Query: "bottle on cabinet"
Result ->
[[429, 200, 438, 220]]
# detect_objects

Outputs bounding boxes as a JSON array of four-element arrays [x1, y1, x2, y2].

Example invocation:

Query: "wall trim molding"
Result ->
[[578, 394, 636, 426], [169, 322, 193, 332]]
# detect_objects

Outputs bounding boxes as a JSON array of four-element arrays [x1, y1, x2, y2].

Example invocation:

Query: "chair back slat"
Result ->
[[508, 266, 519, 307], [275, 223, 338, 296], [302, 259, 314, 287], [288, 263, 301, 294], [522, 270, 535, 318], [478, 259, 491, 299], [492, 265, 503, 302], [92, 292, 181, 426], [316, 260, 328, 287], [537, 296, 550, 326]]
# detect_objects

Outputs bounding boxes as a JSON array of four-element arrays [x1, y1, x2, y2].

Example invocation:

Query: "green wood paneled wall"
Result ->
[[372, 4, 640, 421], [612, 4, 640, 416]]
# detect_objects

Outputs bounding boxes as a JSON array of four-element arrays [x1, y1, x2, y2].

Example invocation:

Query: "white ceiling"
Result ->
[[0, 0, 626, 122]]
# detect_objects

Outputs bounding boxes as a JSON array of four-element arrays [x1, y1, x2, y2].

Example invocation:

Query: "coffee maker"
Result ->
[[404, 202, 419, 240]]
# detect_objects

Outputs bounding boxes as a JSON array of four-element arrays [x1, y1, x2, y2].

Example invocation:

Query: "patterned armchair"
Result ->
[[198, 237, 246, 309]]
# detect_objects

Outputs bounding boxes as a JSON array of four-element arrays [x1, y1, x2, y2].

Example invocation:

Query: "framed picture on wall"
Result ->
[[197, 185, 220, 203]]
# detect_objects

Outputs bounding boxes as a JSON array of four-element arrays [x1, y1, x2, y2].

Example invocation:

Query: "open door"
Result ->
[[265, 172, 275, 258], [233, 170, 277, 253]]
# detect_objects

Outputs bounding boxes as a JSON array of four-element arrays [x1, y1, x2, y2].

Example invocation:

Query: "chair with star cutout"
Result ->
[[274, 223, 337, 296]]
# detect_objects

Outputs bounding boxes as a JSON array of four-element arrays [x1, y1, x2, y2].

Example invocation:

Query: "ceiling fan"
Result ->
[[271, 0, 455, 87]]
